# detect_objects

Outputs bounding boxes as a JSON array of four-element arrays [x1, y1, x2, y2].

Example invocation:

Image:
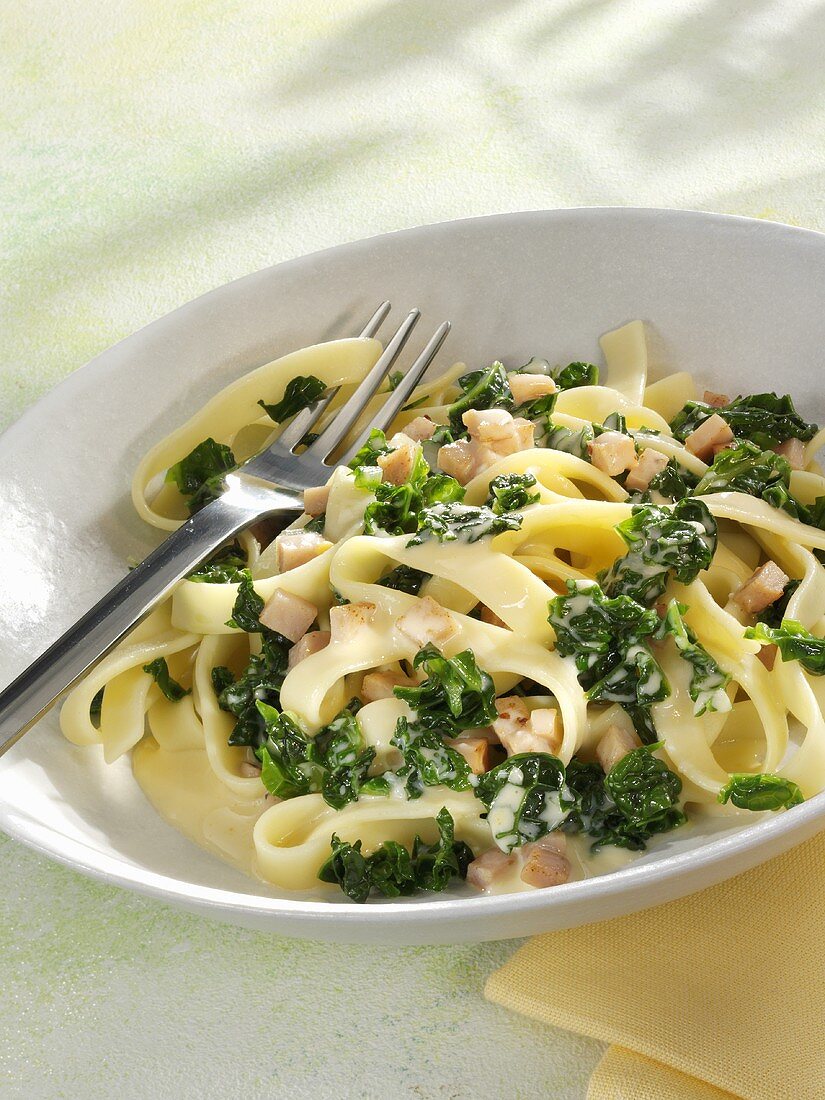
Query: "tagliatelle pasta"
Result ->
[[61, 322, 825, 902]]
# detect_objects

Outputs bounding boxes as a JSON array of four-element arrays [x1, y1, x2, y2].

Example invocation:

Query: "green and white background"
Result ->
[[3, 2, 824, 1096]]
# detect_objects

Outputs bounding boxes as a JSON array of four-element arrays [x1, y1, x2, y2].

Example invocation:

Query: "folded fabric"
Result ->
[[486, 831, 825, 1100]]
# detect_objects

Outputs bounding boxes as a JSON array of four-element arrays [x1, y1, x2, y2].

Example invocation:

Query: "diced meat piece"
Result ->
[[259, 589, 318, 642], [437, 438, 498, 485], [757, 643, 777, 671], [530, 832, 567, 856], [395, 595, 458, 648], [402, 416, 436, 443], [684, 413, 734, 461], [775, 438, 805, 470], [492, 695, 530, 748], [624, 447, 668, 492], [466, 848, 516, 891], [703, 390, 730, 408], [520, 846, 571, 888], [588, 431, 638, 476], [527, 708, 563, 755], [360, 670, 414, 703], [329, 601, 376, 642], [479, 604, 508, 629], [239, 760, 261, 777], [462, 407, 516, 442], [378, 435, 419, 486], [303, 483, 330, 517], [275, 530, 332, 572], [732, 561, 790, 615], [712, 440, 734, 457], [287, 630, 330, 669], [596, 724, 642, 773], [508, 373, 558, 404], [447, 736, 491, 775], [506, 417, 536, 454]]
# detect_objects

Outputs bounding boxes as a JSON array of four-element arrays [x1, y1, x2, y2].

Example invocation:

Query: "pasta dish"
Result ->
[[60, 322, 825, 902]]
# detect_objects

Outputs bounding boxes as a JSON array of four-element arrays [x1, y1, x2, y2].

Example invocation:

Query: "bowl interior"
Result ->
[[3, 208, 825, 941]]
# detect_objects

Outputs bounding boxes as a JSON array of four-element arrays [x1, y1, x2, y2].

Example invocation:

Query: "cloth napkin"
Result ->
[[485, 831, 825, 1099]]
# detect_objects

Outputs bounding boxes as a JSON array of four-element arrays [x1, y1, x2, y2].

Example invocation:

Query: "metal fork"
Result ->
[[0, 305, 450, 755]]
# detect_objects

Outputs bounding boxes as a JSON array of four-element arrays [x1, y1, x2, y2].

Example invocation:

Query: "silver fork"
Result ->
[[0, 305, 450, 755]]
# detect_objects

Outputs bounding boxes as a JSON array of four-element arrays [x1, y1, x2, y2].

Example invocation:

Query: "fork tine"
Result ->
[[342, 320, 450, 463], [360, 301, 391, 338], [275, 303, 394, 451], [308, 309, 421, 458]]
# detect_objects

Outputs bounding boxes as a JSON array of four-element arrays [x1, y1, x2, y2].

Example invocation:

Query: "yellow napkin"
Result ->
[[486, 831, 825, 1100]]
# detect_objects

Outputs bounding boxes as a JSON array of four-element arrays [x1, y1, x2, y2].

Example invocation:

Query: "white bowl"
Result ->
[[2, 208, 824, 945]]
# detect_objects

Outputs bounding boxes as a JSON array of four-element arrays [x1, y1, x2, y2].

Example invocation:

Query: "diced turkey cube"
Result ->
[[588, 431, 638, 476], [466, 848, 515, 891], [287, 630, 330, 669], [402, 416, 436, 442], [378, 435, 419, 486], [596, 724, 642, 773], [437, 439, 496, 485], [492, 695, 530, 747], [505, 417, 537, 454], [684, 413, 734, 461], [624, 447, 668, 492], [462, 407, 516, 442], [520, 846, 571, 888], [239, 761, 262, 777], [703, 390, 730, 408], [329, 601, 376, 642], [259, 589, 318, 642], [508, 373, 558, 404], [527, 708, 563, 755], [275, 530, 331, 572], [494, 695, 563, 756], [446, 736, 492, 775], [775, 438, 805, 470], [303, 484, 330, 517], [360, 670, 414, 703], [395, 595, 458, 648], [732, 561, 790, 615]]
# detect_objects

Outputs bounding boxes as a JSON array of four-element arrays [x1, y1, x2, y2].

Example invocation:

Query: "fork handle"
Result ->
[[0, 481, 302, 757]]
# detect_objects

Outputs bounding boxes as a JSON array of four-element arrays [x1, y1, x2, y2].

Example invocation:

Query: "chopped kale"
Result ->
[[447, 363, 513, 432], [548, 580, 669, 708], [629, 458, 699, 503], [347, 428, 391, 470], [303, 514, 326, 535], [408, 502, 522, 546], [377, 564, 431, 595], [363, 450, 465, 537], [225, 570, 266, 632], [486, 472, 540, 515], [598, 499, 717, 605], [693, 440, 792, 499], [661, 601, 730, 715], [390, 718, 472, 798], [745, 620, 825, 676], [187, 540, 247, 584], [142, 657, 190, 702], [541, 422, 594, 458], [671, 392, 818, 450], [258, 375, 327, 423], [89, 687, 104, 725], [475, 753, 566, 851], [215, 632, 290, 747], [318, 807, 473, 902], [718, 772, 804, 812], [394, 645, 497, 736], [165, 438, 236, 513], [560, 747, 685, 851], [554, 361, 599, 390]]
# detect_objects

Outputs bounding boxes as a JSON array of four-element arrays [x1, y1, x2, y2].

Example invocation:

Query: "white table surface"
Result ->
[[3, 1, 825, 1096]]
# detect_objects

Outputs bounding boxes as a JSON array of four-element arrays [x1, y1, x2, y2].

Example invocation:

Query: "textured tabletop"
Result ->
[[3, 2, 825, 1097]]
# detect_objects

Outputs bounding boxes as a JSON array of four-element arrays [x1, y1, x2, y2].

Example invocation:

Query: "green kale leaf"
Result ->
[[661, 601, 730, 715], [377, 564, 431, 594], [187, 540, 247, 584], [744, 620, 825, 675], [408, 502, 522, 546], [165, 438, 236, 513], [718, 773, 804, 812], [142, 657, 190, 702], [447, 363, 513, 432], [475, 752, 566, 851], [214, 631, 290, 747], [225, 570, 266, 632], [598, 499, 717, 604], [258, 375, 327, 423], [393, 644, 497, 735], [486, 472, 540, 515]]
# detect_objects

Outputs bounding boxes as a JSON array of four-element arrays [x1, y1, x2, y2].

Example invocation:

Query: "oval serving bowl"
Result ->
[[2, 208, 825, 945]]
